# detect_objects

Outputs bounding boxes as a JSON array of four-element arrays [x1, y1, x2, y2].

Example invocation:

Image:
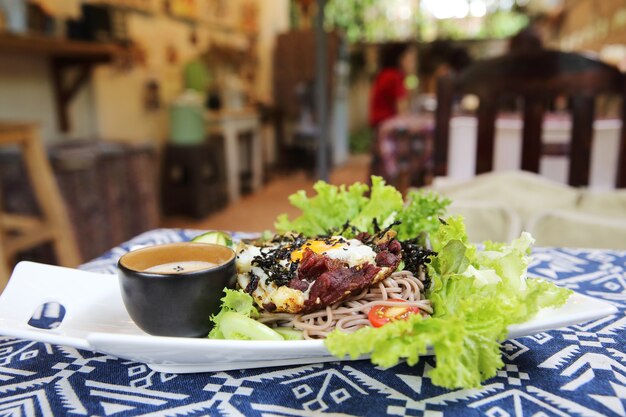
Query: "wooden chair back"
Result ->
[[434, 50, 626, 188]]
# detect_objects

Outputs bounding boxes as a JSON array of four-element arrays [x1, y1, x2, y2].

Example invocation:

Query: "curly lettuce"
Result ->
[[275, 176, 448, 239], [325, 217, 572, 389], [209, 289, 283, 341], [271, 178, 570, 389], [396, 190, 451, 241]]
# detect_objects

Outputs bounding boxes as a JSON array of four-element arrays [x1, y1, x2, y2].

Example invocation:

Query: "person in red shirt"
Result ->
[[369, 42, 415, 128], [369, 42, 415, 180]]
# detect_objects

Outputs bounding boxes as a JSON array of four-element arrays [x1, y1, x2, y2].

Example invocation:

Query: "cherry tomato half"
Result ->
[[368, 299, 420, 328]]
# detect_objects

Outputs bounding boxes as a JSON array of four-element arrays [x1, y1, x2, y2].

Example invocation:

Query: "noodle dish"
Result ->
[[196, 176, 572, 390]]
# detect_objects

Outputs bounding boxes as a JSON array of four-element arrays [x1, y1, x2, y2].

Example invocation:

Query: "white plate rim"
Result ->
[[0, 261, 618, 373]]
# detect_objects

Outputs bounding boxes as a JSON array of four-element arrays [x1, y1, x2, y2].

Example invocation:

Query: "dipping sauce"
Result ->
[[118, 242, 236, 337], [143, 261, 217, 274]]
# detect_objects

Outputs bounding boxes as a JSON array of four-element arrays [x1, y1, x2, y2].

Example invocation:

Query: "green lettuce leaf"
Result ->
[[208, 289, 296, 341], [396, 190, 450, 241], [273, 178, 571, 389], [209, 289, 259, 339], [275, 180, 369, 236], [325, 217, 572, 389], [275, 176, 448, 240], [430, 216, 471, 253], [325, 310, 504, 388], [351, 176, 403, 231]]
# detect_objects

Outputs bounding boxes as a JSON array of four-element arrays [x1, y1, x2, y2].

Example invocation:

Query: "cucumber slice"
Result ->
[[274, 327, 304, 340], [219, 312, 284, 341], [192, 231, 233, 248]]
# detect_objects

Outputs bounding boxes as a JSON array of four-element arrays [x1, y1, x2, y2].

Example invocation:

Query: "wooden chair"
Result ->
[[434, 50, 626, 188], [0, 123, 81, 290]]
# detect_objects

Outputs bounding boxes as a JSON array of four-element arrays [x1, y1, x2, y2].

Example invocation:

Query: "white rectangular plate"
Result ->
[[0, 261, 618, 373]]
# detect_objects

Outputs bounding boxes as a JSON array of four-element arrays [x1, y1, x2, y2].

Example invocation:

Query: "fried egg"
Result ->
[[236, 235, 396, 313], [237, 237, 376, 272]]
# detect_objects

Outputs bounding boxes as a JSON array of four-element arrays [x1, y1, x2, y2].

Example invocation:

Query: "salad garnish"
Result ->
[[326, 216, 570, 388], [207, 176, 571, 389]]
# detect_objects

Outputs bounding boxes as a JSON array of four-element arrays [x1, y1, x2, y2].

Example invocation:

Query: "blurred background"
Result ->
[[0, 0, 625, 278]]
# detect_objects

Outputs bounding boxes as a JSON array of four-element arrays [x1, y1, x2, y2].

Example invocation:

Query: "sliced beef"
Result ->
[[375, 251, 399, 267], [288, 248, 344, 292], [375, 238, 402, 269], [381, 238, 402, 254], [297, 248, 346, 280], [288, 277, 309, 291], [302, 263, 381, 313], [356, 230, 402, 270], [287, 237, 402, 313]]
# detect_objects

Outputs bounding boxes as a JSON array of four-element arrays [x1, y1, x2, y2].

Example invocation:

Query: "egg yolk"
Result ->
[[290, 239, 344, 262]]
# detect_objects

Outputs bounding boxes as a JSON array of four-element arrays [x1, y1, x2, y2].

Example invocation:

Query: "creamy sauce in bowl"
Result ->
[[143, 261, 217, 274]]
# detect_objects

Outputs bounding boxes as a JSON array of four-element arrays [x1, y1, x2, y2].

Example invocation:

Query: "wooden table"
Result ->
[[206, 108, 262, 202]]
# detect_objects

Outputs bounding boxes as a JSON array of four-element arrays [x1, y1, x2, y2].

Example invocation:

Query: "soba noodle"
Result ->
[[259, 269, 432, 339]]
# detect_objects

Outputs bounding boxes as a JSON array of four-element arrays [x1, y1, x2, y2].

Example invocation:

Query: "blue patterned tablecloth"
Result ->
[[1, 228, 625, 416]]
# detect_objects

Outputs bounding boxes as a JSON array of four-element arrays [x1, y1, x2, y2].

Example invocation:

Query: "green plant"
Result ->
[[348, 128, 374, 154]]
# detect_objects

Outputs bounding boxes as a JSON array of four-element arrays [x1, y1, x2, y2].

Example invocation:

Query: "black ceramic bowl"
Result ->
[[117, 242, 236, 337]]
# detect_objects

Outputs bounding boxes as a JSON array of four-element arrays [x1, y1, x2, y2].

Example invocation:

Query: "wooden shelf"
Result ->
[[0, 32, 127, 59], [0, 33, 134, 133]]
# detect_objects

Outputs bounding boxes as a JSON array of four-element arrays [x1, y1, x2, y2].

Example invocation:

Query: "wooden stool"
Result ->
[[0, 123, 81, 290]]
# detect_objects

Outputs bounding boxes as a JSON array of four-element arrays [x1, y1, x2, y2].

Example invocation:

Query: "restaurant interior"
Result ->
[[0, 0, 625, 291], [1, 1, 626, 414]]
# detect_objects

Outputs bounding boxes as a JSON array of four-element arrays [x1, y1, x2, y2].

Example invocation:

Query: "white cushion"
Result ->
[[527, 209, 626, 250], [577, 189, 626, 218], [430, 171, 580, 229], [446, 200, 522, 243]]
